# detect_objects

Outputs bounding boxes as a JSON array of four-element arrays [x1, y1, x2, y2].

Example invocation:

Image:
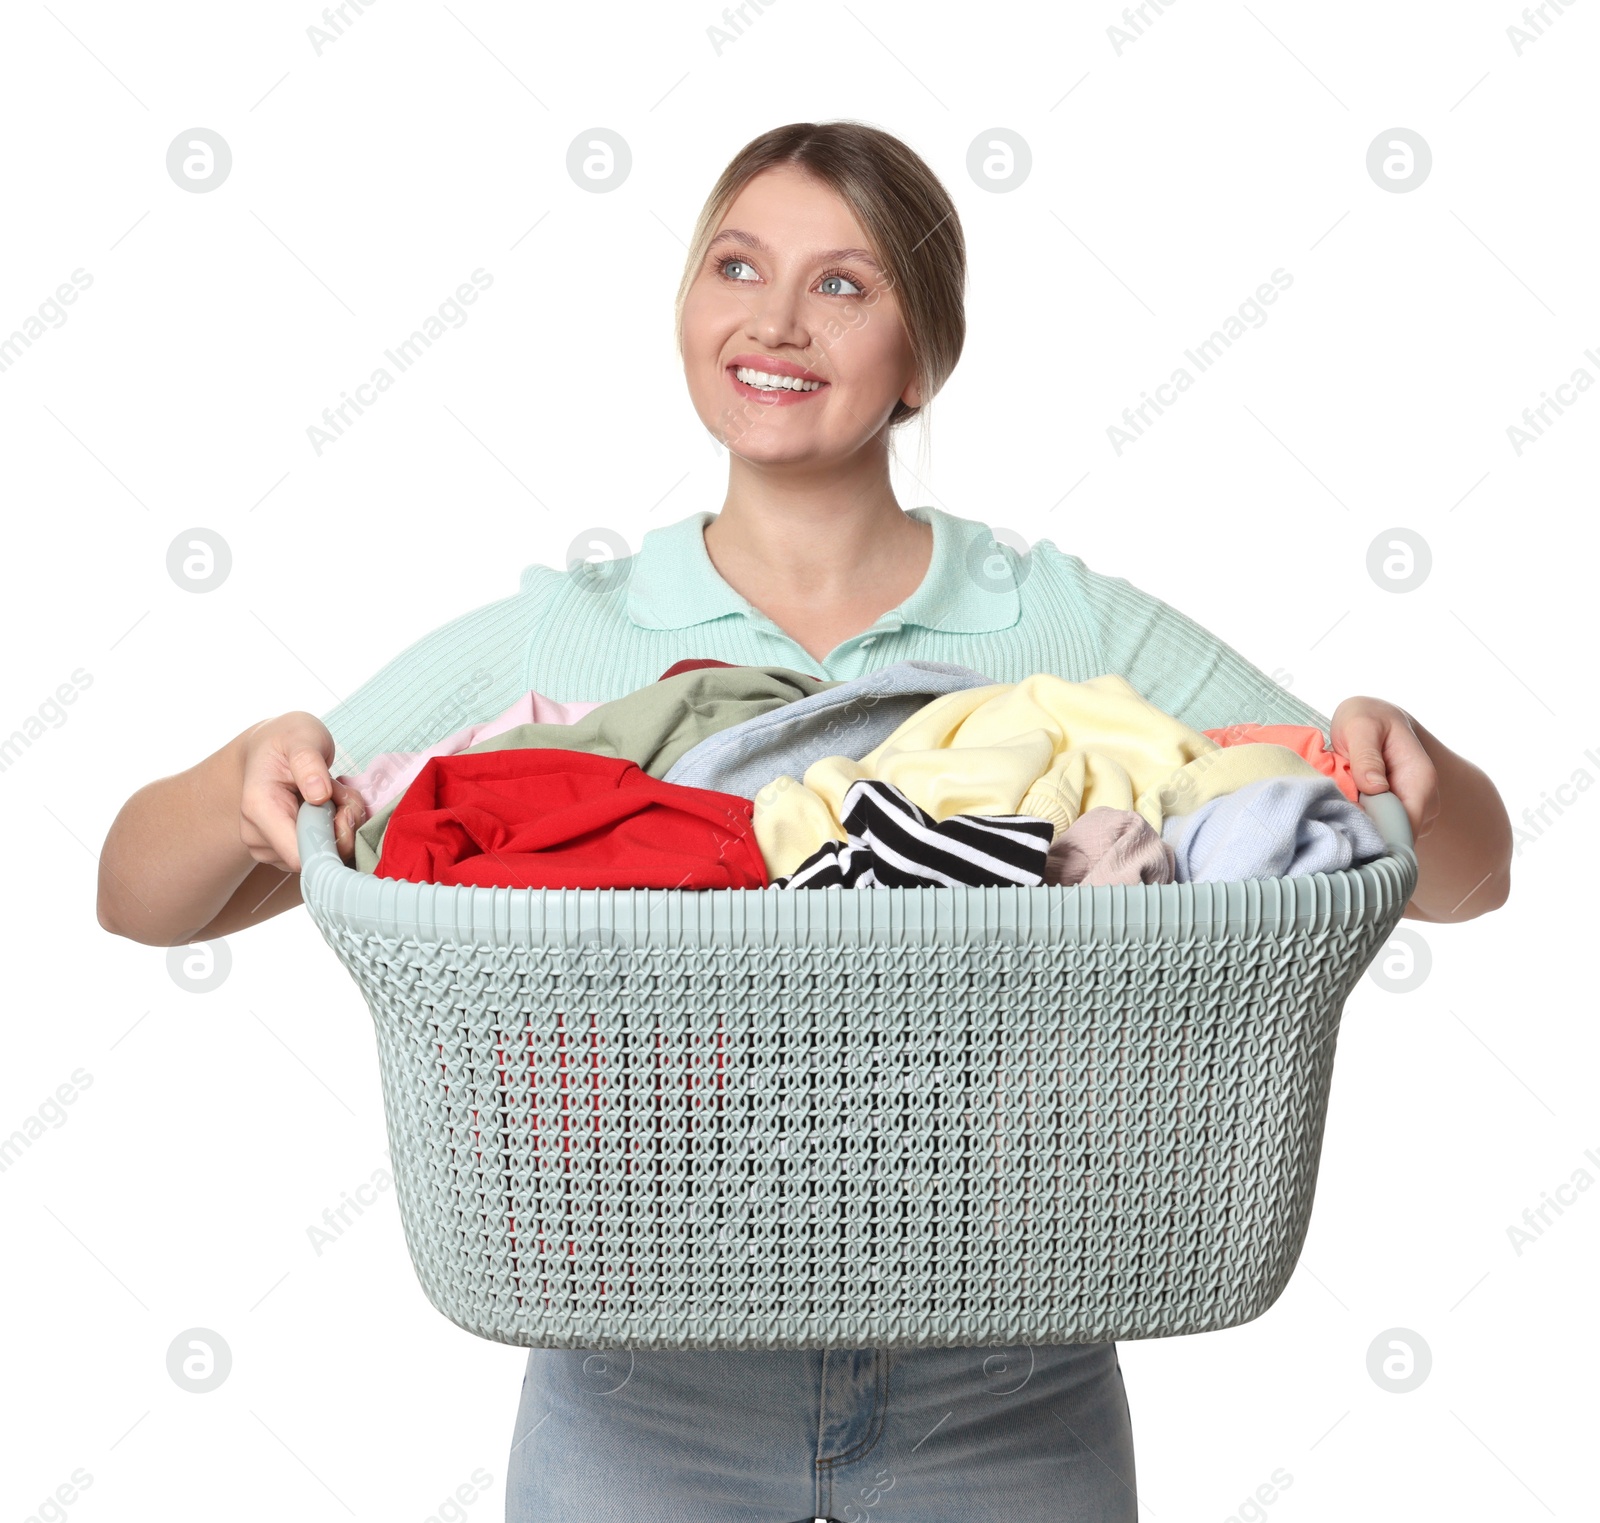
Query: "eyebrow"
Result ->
[[707, 227, 882, 272]]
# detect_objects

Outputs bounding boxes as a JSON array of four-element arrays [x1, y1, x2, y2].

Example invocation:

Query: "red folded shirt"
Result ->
[[656, 658, 738, 680], [656, 657, 821, 681], [373, 747, 770, 889]]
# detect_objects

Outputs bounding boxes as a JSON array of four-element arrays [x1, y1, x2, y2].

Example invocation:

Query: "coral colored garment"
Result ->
[[372, 748, 768, 890], [753, 672, 1325, 881], [337, 689, 603, 817], [1204, 722, 1359, 803], [1044, 806, 1175, 887]]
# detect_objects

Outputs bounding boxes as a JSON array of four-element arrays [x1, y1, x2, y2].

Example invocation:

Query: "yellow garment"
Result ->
[[752, 672, 1324, 879]]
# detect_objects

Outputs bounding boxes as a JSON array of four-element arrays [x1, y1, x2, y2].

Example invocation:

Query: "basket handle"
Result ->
[[1356, 789, 1413, 856], [296, 797, 340, 875]]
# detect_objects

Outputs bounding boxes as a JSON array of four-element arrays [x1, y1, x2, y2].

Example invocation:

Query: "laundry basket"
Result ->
[[297, 790, 1417, 1352]]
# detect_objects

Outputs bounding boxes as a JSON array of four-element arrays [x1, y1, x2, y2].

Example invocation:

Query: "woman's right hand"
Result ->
[[239, 711, 367, 873]]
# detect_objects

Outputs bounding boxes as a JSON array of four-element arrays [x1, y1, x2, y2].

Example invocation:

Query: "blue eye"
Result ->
[[713, 254, 869, 297]]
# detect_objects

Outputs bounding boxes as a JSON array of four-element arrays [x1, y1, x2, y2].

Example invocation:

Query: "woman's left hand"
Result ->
[[1329, 695, 1441, 843]]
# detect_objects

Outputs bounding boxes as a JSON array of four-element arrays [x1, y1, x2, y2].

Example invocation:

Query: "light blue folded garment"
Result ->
[[661, 659, 998, 799], [1161, 774, 1388, 884]]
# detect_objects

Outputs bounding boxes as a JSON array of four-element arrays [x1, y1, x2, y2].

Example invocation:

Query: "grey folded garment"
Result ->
[[662, 659, 999, 798], [1161, 774, 1388, 884]]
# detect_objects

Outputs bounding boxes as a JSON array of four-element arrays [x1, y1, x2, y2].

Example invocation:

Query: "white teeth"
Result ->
[[734, 367, 823, 392]]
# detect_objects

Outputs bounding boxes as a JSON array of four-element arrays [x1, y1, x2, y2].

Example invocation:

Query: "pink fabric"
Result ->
[[337, 689, 604, 816], [1202, 723, 1360, 804], [1044, 806, 1175, 887]]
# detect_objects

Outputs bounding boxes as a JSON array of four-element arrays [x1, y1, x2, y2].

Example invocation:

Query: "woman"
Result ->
[[99, 121, 1513, 1521]]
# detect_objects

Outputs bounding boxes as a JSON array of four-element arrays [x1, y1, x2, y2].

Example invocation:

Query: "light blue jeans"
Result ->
[[504, 1343, 1137, 1521]]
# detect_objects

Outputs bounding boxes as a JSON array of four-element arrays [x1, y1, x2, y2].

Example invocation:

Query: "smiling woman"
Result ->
[[489, 124, 1150, 1523], [664, 128, 971, 668], [675, 126, 960, 455], [97, 116, 1512, 1523]]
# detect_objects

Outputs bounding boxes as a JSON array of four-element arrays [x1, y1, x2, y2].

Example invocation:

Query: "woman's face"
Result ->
[[680, 164, 921, 467]]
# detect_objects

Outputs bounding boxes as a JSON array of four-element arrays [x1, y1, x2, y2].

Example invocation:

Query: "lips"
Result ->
[[725, 355, 830, 407], [726, 353, 828, 383]]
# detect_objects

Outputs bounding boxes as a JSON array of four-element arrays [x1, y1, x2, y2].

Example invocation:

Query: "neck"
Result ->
[[720, 439, 904, 523], [706, 447, 922, 602], [710, 441, 921, 569]]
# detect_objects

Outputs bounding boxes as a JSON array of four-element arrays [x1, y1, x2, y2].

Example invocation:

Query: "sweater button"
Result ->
[[861, 636, 876, 647]]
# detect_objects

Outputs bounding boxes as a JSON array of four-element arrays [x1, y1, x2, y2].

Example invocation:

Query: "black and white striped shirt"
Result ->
[[771, 778, 1055, 889]]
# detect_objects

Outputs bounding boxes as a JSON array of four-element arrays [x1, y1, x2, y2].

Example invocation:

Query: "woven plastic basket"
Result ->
[[297, 789, 1416, 1351]]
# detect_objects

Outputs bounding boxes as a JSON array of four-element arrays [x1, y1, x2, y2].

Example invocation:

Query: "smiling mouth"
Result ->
[[727, 365, 829, 401], [732, 366, 825, 391]]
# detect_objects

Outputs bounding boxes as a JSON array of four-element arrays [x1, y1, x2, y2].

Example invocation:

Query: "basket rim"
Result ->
[[296, 793, 1419, 948]]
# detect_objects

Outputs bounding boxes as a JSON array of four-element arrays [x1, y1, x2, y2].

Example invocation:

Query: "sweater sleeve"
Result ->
[[317, 563, 560, 774], [1057, 551, 1333, 739]]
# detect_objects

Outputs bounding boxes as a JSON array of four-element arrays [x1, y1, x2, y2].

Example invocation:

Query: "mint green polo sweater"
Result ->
[[319, 505, 1330, 778]]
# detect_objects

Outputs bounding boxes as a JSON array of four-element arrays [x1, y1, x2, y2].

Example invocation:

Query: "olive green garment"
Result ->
[[353, 664, 841, 873]]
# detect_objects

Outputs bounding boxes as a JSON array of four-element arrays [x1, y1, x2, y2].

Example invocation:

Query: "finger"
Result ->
[[1382, 732, 1440, 841], [328, 776, 368, 823], [239, 817, 290, 874], [333, 800, 365, 862], [327, 780, 367, 863], [289, 746, 333, 805], [1336, 713, 1391, 794], [244, 781, 302, 873]]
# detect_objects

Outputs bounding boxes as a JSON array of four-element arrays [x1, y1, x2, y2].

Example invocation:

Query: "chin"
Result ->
[[700, 406, 812, 458], [726, 440, 828, 468]]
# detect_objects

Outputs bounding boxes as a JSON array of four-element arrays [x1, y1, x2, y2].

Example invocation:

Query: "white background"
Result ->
[[1, 1, 1594, 1519]]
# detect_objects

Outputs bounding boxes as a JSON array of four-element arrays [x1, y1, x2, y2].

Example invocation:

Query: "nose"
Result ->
[[742, 271, 810, 352]]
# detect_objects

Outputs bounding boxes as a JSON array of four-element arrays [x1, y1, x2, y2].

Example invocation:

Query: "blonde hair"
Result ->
[[673, 121, 967, 435]]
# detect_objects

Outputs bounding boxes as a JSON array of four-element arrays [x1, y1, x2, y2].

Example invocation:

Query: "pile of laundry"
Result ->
[[335, 658, 1388, 892]]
